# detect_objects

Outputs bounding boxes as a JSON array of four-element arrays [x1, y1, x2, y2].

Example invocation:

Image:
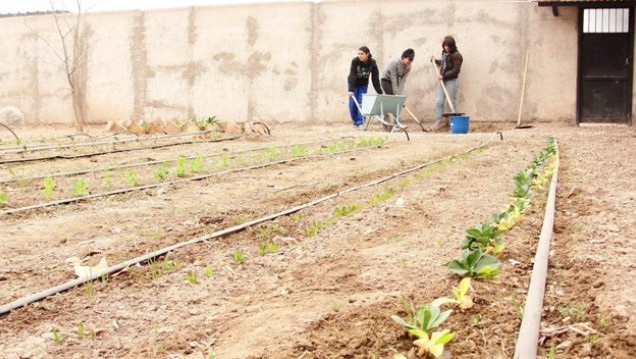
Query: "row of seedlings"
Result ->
[[0, 137, 388, 211], [390, 137, 557, 358]]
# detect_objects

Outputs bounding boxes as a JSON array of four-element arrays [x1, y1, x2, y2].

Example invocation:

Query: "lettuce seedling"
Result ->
[[176, 156, 187, 177], [43, 176, 55, 200], [0, 191, 8, 207], [73, 179, 87, 196], [412, 329, 456, 358], [432, 277, 474, 310], [392, 303, 452, 333], [460, 223, 503, 252], [445, 248, 501, 278]]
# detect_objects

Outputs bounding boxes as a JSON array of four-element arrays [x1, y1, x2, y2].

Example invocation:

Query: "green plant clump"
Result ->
[[73, 179, 87, 196], [445, 248, 501, 278], [43, 176, 56, 199]]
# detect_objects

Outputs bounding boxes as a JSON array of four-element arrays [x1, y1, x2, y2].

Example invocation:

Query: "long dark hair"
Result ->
[[442, 36, 457, 53], [359, 46, 372, 59]]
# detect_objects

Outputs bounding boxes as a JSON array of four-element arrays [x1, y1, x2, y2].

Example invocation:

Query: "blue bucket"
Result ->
[[450, 116, 469, 134]]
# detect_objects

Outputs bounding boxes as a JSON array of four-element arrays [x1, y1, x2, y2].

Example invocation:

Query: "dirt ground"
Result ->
[[0, 122, 635, 359]]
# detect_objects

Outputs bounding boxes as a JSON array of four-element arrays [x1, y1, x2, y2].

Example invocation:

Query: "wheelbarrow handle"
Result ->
[[349, 94, 365, 116]]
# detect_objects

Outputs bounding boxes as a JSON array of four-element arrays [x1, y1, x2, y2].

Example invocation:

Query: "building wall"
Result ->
[[0, 0, 581, 126]]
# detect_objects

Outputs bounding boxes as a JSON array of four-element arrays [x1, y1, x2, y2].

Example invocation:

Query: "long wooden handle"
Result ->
[[517, 51, 530, 126], [430, 60, 456, 113]]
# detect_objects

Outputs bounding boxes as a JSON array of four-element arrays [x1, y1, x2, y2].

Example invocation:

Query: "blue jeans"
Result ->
[[434, 78, 459, 129], [348, 85, 367, 126]]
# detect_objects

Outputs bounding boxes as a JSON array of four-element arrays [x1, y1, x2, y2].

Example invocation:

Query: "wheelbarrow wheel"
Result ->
[[383, 113, 396, 132]]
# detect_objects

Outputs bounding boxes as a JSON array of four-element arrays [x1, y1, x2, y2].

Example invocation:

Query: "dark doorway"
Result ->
[[578, 7, 634, 124]]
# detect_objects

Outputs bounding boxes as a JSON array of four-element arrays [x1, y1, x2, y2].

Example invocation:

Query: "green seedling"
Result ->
[[154, 164, 170, 181], [392, 303, 452, 334], [460, 223, 504, 253], [219, 155, 230, 168], [412, 329, 456, 358], [546, 345, 556, 359], [433, 277, 474, 309], [256, 223, 286, 241], [185, 271, 198, 285], [258, 240, 279, 256], [291, 213, 302, 222], [176, 156, 187, 177], [126, 170, 138, 186], [204, 265, 213, 278], [262, 148, 280, 162], [189, 155, 205, 173], [305, 220, 324, 237], [102, 171, 113, 190], [445, 248, 501, 278], [51, 327, 63, 345], [291, 144, 308, 157], [99, 274, 108, 283], [0, 191, 8, 207], [161, 260, 179, 271], [148, 258, 161, 279], [472, 314, 482, 326], [369, 186, 396, 206], [588, 333, 602, 345], [232, 250, 245, 264], [558, 301, 586, 321], [77, 322, 84, 339], [73, 179, 87, 196], [333, 203, 362, 218], [43, 176, 56, 199]]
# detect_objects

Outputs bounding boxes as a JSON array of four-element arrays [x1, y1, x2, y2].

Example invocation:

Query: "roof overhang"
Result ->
[[537, 0, 635, 16], [538, 0, 636, 6]]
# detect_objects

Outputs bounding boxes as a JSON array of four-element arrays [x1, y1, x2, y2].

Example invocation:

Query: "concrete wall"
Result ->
[[0, 0, 581, 126]]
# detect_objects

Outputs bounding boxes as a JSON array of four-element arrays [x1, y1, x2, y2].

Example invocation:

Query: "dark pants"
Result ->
[[381, 79, 394, 95]]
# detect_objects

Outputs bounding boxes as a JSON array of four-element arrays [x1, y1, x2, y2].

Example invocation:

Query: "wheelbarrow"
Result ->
[[350, 95, 426, 141]]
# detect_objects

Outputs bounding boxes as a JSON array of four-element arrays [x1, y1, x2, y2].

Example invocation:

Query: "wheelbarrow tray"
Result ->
[[360, 94, 407, 116]]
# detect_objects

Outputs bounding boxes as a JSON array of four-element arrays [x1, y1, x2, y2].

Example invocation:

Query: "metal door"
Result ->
[[579, 7, 633, 124]]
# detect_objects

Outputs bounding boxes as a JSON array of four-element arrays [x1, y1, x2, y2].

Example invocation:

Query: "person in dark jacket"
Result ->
[[381, 48, 415, 95], [430, 36, 463, 130], [347, 46, 383, 128]]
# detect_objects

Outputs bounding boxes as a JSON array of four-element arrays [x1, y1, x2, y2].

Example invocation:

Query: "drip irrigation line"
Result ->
[[0, 131, 135, 152], [0, 136, 355, 185], [0, 131, 504, 315], [0, 123, 22, 147], [514, 139, 559, 359], [0, 130, 218, 155], [0, 144, 370, 216], [0, 135, 241, 165]]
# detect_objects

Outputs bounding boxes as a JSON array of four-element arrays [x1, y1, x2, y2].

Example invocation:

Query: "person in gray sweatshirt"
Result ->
[[381, 48, 415, 95]]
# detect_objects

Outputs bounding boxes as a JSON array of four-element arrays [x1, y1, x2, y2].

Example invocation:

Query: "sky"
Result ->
[[0, 0, 314, 14]]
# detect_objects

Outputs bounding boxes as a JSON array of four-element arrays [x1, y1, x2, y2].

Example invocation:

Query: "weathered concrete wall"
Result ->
[[0, 0, 581, 126]]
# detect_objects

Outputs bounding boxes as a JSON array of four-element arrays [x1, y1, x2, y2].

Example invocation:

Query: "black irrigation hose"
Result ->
[[0, 131, 137, 152], [0, 123, 22, 146], [514, 139, 559, 358], [0, 144, 370, 216], [0, 132, 504, 315], [0, 135, 241, 165], [0, 136, 355, 185], [0, 130, 218, 155]]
